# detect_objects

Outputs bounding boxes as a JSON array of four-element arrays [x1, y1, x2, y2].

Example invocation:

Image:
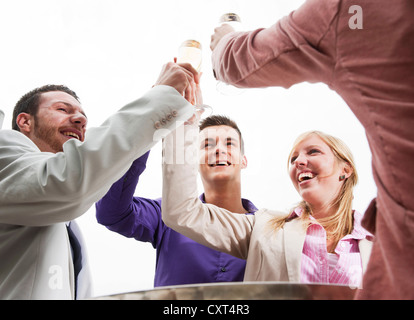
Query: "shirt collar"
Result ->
[[290, 207, 373, 240], [347, 210, 374, 241], [288, 206, 305, 220], [199, 193, 258, 214]]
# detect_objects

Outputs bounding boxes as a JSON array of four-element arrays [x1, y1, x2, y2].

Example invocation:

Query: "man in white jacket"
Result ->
[[0, 110, 4, 129], [0, 61, 198, 299]]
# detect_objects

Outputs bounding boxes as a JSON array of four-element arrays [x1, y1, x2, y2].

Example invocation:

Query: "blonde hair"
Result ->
[[271, 131, 358, 250]]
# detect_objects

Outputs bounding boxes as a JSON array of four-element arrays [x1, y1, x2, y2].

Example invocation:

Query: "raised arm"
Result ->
[[161, 122, 254, 259], [96, 151, 166, 246], [0, 85, 193, 226], [211, 0, 340, 89]]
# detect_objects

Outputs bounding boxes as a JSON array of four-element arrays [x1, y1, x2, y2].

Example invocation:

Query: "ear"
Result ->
[[241, 155, 248, 169], [341, 162, 353, 179], [16, 113, 34, 134]]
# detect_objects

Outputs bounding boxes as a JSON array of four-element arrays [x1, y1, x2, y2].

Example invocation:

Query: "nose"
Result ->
[[294, 153, 307, 168], [215, 141, 227, 155], [71, 112, 87, 128]]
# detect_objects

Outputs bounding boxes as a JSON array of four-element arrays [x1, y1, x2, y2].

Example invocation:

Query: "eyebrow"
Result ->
[[290, 144, 324, 159], [201, 136, 239, 142], [292, 144, 323, 153], [200, 136, 240, 149], [227, 137, 238, 142], [201, 137, 215, 145], [55, 101, 88, 119], [306, 144, 325, 151]]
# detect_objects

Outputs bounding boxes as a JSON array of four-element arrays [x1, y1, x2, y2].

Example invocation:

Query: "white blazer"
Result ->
[[0, 86, 193, 299], [161, 123, 372, 284], [0, 110, 4, 129]]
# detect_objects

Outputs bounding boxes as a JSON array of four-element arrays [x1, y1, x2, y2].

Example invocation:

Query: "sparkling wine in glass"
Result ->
[[219, 12, 243, 31], [176, 40, 212, 120], [177, 39, 202, 72]]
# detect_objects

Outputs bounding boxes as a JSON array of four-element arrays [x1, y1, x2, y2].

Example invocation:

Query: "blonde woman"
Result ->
[[162, 124, 373, 288]]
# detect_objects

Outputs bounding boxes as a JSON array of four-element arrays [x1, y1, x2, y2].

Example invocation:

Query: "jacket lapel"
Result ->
[[283, 218, 306, 282]]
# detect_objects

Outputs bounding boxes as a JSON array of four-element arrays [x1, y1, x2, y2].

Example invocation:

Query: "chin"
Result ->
[[299, 190, 315, 203], [50, 142, 65, 153]]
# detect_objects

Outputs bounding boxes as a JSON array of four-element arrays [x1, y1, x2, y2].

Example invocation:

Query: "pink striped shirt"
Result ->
[[290, 208, 372, 288]]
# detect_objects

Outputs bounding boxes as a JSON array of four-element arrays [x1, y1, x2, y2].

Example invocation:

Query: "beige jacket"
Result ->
[[162, 124, 372, 283], [0, 86, 193, 299]]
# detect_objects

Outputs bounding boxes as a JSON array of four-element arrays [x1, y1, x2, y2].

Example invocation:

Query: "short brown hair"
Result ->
[[12, 84, 80, 131], [199, 115, 245, 154]]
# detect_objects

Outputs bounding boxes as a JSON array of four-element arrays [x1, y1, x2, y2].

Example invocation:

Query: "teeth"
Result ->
[[209, 161, 230, 167], [298, 172, 314, 182], [63, 132, 80, 140]]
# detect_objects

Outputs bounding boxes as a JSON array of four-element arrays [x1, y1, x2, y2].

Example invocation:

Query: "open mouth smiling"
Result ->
[[208, 161, 232, 167], [298, 172, 315, 183], [61, 129, 82, 141]]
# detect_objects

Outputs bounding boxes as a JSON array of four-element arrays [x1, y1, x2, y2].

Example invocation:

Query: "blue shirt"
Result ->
[[95, 151, 257, 287]]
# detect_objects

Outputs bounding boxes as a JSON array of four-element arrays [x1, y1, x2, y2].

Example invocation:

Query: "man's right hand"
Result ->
[[154, 62, 200, 105]]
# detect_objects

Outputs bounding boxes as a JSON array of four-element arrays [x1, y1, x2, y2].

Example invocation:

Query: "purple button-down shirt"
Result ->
[[96, 151, 257, 287]]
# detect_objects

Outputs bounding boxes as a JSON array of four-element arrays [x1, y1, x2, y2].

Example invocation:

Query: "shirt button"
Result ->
[[220, 267, 226, 272], [171, 110, 178, 117]]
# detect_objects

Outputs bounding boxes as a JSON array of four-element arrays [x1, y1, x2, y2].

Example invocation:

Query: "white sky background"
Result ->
[[0, 0, 377, 297]]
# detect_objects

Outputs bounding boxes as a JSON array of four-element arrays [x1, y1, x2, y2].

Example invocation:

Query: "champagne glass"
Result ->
[[177, 40, 213, 121], [215, 13, 246, 95], [219, 12, 243, 31], [177, 39, 202, 72]]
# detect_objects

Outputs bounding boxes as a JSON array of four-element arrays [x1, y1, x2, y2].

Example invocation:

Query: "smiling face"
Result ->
[[17, 91, 87, 153], [199, 125, 247, 186], [288, 134, 351, 210]]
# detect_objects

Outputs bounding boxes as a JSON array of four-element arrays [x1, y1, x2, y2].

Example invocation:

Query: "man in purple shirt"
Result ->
[[95, 115, 257, 287]]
